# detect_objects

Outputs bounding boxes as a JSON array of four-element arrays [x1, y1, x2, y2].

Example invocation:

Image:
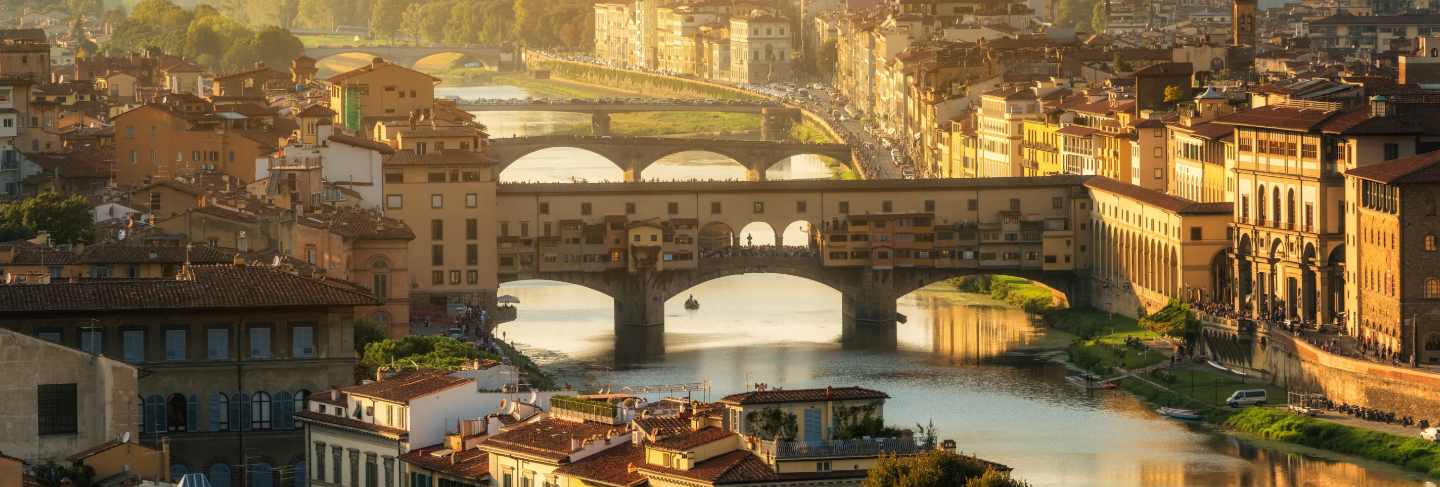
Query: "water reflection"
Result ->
[[495, 279, 1431, 487]]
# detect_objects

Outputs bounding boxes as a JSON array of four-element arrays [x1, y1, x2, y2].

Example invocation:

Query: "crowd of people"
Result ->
[[1303, 395, 1432, 430], [700, 244, 816, 260]]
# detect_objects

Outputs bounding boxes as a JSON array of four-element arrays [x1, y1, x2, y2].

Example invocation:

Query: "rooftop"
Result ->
[[553, 442, 646, 487], [637, 450, 778, 485], [399, 444, 491, 481], [344, 369, 471, 404], [481, 418, 628, 462], [1084, 176, 1233, 215], [1345, 149, 1440, 185], [0, 264, 379, 314], [650, 427, 735, 452], [720, 386, 888, 405]]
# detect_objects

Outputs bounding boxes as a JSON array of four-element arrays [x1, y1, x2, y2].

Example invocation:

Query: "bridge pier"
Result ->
[[592, 113, 612, 137], [840, 270, 899, 351], [613, 270, 666, 359]]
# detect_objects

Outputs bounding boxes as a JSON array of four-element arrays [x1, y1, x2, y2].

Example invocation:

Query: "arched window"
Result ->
[[252, 391, 272, 430], [208, 464, 231, 487], [1257, 185, 1267, 222], [1286, 189, 1296, 228], [1426, 333, 1440, 351], [210, 392, 229, 432], [274, 391, 294, 430], [1272, 187, 1281, 227], [1426, 278, 1440, 299], [231, 392, 251, 432], [167, 394, 188, 432]]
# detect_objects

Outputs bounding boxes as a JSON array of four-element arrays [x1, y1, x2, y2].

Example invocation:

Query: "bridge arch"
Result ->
[[738, 221, 777, 247], [498, 147, 625, 183], [780, 220, 812, 247], [642, 150, 750, 182], [413, 52, 487, 72], [699, 222, 736, 250], [758, 152, 848, 179]]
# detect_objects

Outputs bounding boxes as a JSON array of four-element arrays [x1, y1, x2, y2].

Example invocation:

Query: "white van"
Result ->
[[1226, 389, 1268, 407]]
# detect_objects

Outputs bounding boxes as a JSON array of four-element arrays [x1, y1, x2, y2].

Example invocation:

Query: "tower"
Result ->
[[1232, 0, 1257, 47]]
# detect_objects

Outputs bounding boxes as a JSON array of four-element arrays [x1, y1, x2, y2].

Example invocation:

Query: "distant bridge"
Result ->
[[455, 100, 784, 114], [305, 45, 516, 70], [487, 135, 855, 181]]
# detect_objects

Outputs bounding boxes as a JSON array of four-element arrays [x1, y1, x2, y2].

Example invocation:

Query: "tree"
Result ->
[[0, 191, 94, 245], [253, 25, 304, 69], [360, 336, 490, 374], [353, 319, 388, 353], [368, 0, 409, 40], [1163, 85, 1184, 104], [399, 2, 425, 45], [1090, 0, 1107, 34], [864, 451, 1010, 487], [296, 0, 339, 31]]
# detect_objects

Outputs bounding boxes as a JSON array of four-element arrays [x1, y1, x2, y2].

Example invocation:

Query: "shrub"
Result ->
[[1226, 408, 1440, 477]]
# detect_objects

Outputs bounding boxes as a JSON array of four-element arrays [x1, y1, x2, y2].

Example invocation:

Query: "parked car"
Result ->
[[1422, 427, 1440, 442], [1226, 389, 1268, 407]]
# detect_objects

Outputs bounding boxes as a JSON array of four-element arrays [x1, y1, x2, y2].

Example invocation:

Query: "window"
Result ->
[[1009, 198, 1021, 211], [385, 172, 403, 184], [882, 200, 893, 212], [539, 202, 550, 215], [466, 219, 478, 240], [581, 202, 592, 215], [251, 392, 271, 430], [797, 201, 808, 213], [122, 330, 144, 363], [293, 325, 315, 358], [668, 202, 679, 214], [467, 270, 478, 284], [428, 172, 445, 183], [839, 201, 849, 213], [80, 329, 102, 355], [373, 273, 388, 300], [1427, 235, 1437, 252], [967, 199, 978, 210], [465, 193, 478, 208], [332, 447, 342, 485], [431, 194, 443, 209], [626, 202, 636, 214], [366, 454, 378, 487], [1384, 143, 1400, 161], [165, 329, 186, 361], [467, 244, 478, 266], [431, 219, 444, 240], [315, 443, 327, 482], [432, 245, 444, 266], [385, 195, 402, 209], [449, 270, 461, 284], [207, 329, 229, 360], [1052, 197, 1063, 209], [1427, 278, 1440, 299], [753, 201, 765, 214], [249, 327, 272, 359], [432, 270, 444, 285], [37, 384, 77, 435], [711, 202, 722, 214], [924, 200, 935, 212]]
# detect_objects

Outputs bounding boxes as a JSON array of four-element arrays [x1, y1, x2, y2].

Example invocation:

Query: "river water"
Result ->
[[450, 84, 1435, 487]]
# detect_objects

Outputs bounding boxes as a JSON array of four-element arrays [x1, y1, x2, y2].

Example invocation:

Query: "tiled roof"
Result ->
[[1057, 125, 1103, 137], [638, 450, 778, 484], [553, 442, 646, 487], [299, 207, 415, 241], [345, 369, 471, 404], [1084, 176, 1233, 215], [1345, 150, 1440, 185], [297, 104, 336, 118], [0, 264, 379, 313], [1311, 13, 1440, 25], [0, 29, 47, 43], [650, 427, 734, 452], [385, 149, 494, 166], [399, 444, 491, 481], [132, 179, 205, 197], [481, 419, 628, 462], [295, 410, 408, 438], [77, 243, 239, 264], [634, 416, 690, 438], [719, 387, 888, 405], [1214, 104, 1341, 131], [1174, 121, 1233, 140], [326, 59, 439, 84], [5, 246, 81, 265], [326, 133, 396, 155], [66, 440, 127, 462]]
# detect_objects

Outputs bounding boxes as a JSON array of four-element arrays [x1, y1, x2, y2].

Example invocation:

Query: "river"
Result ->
[[450, 84, 1435, 487]]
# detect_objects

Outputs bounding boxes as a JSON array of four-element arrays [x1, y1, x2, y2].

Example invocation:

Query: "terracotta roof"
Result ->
[[1214, 104, 1341, 131], [1174, 121, 1233, 140], [638, 450, 779, 484], [400, 444, 491, 481], [650, 427, 734, 452], [481, 418, 628, 462], [327, 133, 396, 155], [385, 149, 494, 167], [719, 387, 888, 405], [213, 66, 287, 81], [0, 264, 379, 313], [1084, 176, 1233, 215], [298, 104, 336, 118], [132, 179, 204, 197], [65, 440, 127, 462], [553, 442, 646, 487], [326, 59, 439, 84], [1057, 125, 1103, 137], [634, 416, 691, 438], [160, 59, 203, 73], [78, 244, 238, 264], [299, 207, 415, 240], [1345, 150, 1440, 185], [345, 369, 471, 404], [5, 246, 81, 265], [1311, 13, 1440, 25], [295, 410, 408, 437]]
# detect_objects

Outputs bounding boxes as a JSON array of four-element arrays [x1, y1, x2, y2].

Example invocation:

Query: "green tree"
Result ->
[[1090, 0, 1108, 34], [416, 0, 453, 45], [296, 0, 339, 30], [442, 0, 481, 45], [0, 191, 95, 245], [512, 0, 551, 46], [353, 319, 388, 353], [253, 25, 304, 69], [368, 0, 409, 40], [399, 2, 425, 45], [864, 451, 1010, 487], [360, 336, 487, 373]]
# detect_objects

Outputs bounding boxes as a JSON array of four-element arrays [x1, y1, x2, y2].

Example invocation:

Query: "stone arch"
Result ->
[[497, 277, 617, 301], [412, 51, 485, 71], [1237, 233, 1254, 308], [780, 220, 813, 247], [313, 52, 384, 77], [699, 222, 736, 251], [1257, 184, 1267, 222], [1287, 188, 1297, 228], [738, 221, 777, 246], [759, 152, 848, 176], [641, 150, 749, 181], [497, 146, 625, 183]]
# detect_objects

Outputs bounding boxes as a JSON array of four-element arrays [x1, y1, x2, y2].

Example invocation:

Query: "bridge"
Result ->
[[461, 102, 801, 139], [487, 135, 855, 181], [494, 176, 1094, 359], [305, 45, 516, 71]]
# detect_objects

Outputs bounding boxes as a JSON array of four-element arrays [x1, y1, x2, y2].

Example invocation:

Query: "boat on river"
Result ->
[[1158, 407, 1202, 421], [684, 295, 700, 310]]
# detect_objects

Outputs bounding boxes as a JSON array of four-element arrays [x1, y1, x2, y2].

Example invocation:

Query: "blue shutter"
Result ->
[[187, 394, 199, 432], [230, 392, 245, 432], [146, 395, 165, 434], [274, 391, 293, 430], [238, 393, 252, 432], [208, 464, 231, 487], [209, 393, 223, 432]]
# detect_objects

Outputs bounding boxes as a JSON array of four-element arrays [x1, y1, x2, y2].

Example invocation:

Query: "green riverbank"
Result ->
[[1227, 408, 1440, 478]]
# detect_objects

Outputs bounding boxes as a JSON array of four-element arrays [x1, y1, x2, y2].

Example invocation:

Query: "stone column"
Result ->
[[613, 270, 665, 360], [1318, 268, 1332, 326], [840, 270, 898, 351], [592, 112, 612, 137]]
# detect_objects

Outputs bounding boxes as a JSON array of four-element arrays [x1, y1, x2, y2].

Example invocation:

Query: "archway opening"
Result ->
[[664, 273, 842, 353], [897, 274, 1069, 362], [738, 221, 777, 247], [498, 147, 624, 183], [780, 220, 812, 247], [413, 52, 483, 73], [315, 52, 377, 78], [764, 154, 847, 181], [494, 279, 616, 356], [699, 222, 736, 253], [642, 151, 747, 182]]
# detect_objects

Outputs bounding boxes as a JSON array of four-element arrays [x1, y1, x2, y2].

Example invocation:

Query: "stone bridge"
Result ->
[[487, 135, 855, 181], [500, 255, 1080, 359], [468, 104, 801, 140], [306, 45, 516, 70]]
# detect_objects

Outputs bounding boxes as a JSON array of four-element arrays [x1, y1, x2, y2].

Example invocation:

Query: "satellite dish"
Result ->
[[506, 402, 517, 415], [525, 389, 537, 405], [121, 431, 130, 443], [498, 399, 507, 411]]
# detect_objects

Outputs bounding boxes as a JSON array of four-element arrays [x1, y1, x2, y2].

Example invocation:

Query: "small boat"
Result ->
[[684, 295, 700, 310], [1158, 407, 1202, 421]]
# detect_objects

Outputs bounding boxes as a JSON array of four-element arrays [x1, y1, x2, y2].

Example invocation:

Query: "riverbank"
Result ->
[[493, 339, 558, 390], [1227, 407, 1440, 478]]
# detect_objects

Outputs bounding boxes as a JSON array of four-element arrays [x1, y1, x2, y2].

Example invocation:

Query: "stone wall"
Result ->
[[1210, 327, 1440, 420]]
